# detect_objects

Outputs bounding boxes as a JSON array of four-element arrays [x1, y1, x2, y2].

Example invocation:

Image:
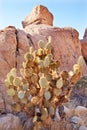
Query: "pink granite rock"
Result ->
[[22, 5, 53, 28]]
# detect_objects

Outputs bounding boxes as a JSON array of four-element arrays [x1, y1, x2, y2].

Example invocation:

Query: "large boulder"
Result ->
[[22, 5, 53, 28], [0, 26, 17, 96], [0, 113, 22, 130]]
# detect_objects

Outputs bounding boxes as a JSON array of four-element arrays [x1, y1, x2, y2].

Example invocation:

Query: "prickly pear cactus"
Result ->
[[5, 36, 82, 130]]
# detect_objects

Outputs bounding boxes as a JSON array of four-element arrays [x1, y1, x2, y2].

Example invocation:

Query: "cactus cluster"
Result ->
[[5, 36, 82, 129]]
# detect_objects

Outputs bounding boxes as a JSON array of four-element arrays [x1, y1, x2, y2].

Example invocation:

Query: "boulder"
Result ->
[[23, 118, 34, 130], [0, 113, 22, 130], [75, 106, 87, 127], [79, 126, 87, 130], [22, 5, 53, 28], [75, 106, 87, 117], [63, 106, 74, 117], [0, 26, 17, 96], [70, 116, 84, 126]]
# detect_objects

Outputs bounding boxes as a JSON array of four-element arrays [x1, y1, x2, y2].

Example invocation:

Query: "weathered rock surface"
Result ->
[[71, 116, 84, 126], [79, 126, 87, 130], [75, 106, 87, 116], [81, 28, 87, 62], [23, 118, 34, 130], [22, 5, 53, 28], [0, 26, 17, 96], [0, 113, 22, 130]]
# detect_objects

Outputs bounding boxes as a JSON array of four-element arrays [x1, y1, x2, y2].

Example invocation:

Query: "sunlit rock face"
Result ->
[[22, 5, 53, 28]]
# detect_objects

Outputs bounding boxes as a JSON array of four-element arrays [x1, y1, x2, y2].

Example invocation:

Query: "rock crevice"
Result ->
[[15, 29, 20, 68]]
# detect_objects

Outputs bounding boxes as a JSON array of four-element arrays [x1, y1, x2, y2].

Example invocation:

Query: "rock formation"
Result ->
[[0, 5, 87, 114], [80, 28, 87, 62], [22, 5, 53, 28]]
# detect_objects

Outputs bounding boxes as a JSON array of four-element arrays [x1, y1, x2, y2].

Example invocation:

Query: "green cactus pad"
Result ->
[[29, 46, 33, 54], [24, 68, 33, 77], [7, 88, 15, 96], [73, 64, 81, 73], [38, 60, 44, 68], [13, 77, 22, 86], [10, 68, 16, 77], [44, 56, 50, 67], [24, 52, 34, 61], [45, 42, 52, 50], [8, 75, 14, 84], [77, 56, 84, 74], [5, 79, 11, 87], [47, 54, 53, 61], [22, 62, 27, 68], [22, 83, 29, 90], [41, 107, 48, 120], [39, 76, 48, 88], [48, 36, 51, 43], [49, 106, 55, 115], [37, 48, 43, 56], [44, 91, 51, 101], [18, 90, 25, 99], [78, 55, 84, 66], [56, 77, 63, 88], [38, 40, 45, 48]]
